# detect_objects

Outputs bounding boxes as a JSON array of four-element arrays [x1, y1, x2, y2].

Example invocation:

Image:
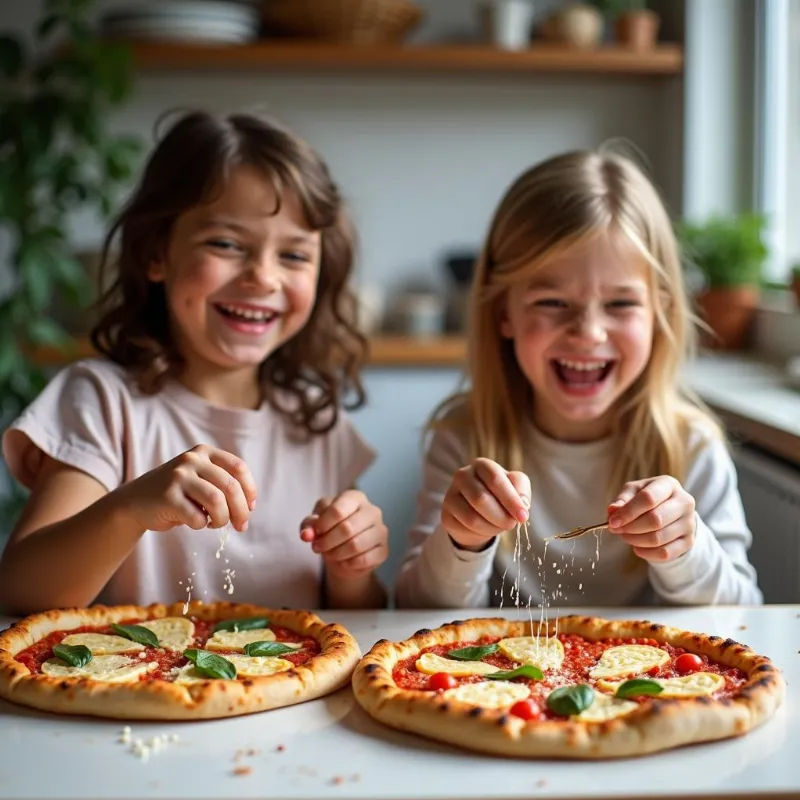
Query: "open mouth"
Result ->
[[551, 359, 615, 392], [214, 303, 279, 326]]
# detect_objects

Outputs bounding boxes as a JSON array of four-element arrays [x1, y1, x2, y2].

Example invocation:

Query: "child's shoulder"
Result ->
[[47, 357, 136, 396]]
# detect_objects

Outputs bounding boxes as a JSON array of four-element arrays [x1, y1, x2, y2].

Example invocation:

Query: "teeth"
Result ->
[[557, 359, 608, 371], [219, 304, 276, 322]]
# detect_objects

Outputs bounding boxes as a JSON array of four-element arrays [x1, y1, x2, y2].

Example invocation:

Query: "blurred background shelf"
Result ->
[[124, 41, 683, 76], [28, 335, 468, 368]]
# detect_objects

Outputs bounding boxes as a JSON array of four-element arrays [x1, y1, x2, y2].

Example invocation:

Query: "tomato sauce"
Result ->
[[392, 634, 747, 721], [14, 617, 320, 682]]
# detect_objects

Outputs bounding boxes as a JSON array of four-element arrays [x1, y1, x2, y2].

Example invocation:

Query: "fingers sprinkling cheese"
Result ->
[[60, 633, 144, 655], [205, 628, 276, 652], [497, 637, 565, 671], [443, 681, 530, 709], [138, 617, 195, 652], [42, 654, 157, 683], [597, 672, 726, 698], [588, 645, 669, 679], [415, 652, 502, 677], [577, 691, 638, 722]]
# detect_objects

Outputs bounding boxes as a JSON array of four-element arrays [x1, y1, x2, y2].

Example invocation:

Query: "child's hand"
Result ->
[[442, 458, 530, 551], [607, 476, 696, 561], [299, 491, 388, 579], [118, 445, 257, 533]]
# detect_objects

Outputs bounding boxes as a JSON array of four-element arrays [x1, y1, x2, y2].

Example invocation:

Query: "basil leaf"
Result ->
[[213, 616, 269, 633], [447, 644, 499, 661], [242, 641, 299, 658], [615, 678, 664, 698], [183, 649, 237, 680], [546, 684, 595, 716], [486, 664, 544, 681], [110, 623, 159, 648], [53, 643, 92, 668]]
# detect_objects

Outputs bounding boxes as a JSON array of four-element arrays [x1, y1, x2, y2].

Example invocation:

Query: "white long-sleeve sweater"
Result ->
[[395, 420, 763, 609]]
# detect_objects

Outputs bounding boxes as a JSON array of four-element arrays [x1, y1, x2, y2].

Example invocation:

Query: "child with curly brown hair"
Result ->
[[0, 110, 388, 614]]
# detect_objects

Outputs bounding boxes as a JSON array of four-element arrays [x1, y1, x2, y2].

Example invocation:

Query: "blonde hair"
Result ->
[[433, 148, 722, 494]]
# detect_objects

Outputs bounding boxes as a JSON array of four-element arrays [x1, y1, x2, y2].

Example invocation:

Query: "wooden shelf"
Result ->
[[29, 335, 467, 369], [125, 41, 683, 76]]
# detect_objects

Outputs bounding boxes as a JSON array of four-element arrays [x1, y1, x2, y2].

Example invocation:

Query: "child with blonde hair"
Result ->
[[396, 149, 761, 609], [0, 110, 388, 614]]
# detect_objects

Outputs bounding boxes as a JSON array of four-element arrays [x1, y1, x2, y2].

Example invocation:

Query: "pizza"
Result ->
[[0, 601, 360, 720], [352, 615, 785, 759]]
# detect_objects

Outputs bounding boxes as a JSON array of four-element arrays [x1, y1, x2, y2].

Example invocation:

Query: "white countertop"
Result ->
[[685, 354, 800, 443], [0, 606, 798, 800]]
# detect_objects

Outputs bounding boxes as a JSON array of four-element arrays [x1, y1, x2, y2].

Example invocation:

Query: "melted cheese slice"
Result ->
[[576, 691, 638, 722], [588, 645, 669, 679], [205, 628, 276, 652], [597, 671, 726, 698], [497, 637, 565, 671], [415, 652, 502, 677], [42, 654, 157, 683], [443, 681, 530, 709], [139, 617, 195, 652], [173, 654, 293, 683], [60, 633, 143, 655]]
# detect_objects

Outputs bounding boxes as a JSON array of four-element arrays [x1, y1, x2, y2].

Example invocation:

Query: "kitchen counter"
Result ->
[[684, 354, 800, 466], [0, 605, 798, 800]]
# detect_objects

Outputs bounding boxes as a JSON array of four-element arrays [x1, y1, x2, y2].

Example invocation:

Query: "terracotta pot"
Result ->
[[792, 277, 800, 309], [615, 9, 660, 50], [551, 3, 603, 49], [694, 286, 759, 351]]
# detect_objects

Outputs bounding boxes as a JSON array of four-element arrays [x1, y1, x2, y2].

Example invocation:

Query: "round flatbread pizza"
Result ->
[[0, 601, 360, 720], [352, 615, 785, 759]]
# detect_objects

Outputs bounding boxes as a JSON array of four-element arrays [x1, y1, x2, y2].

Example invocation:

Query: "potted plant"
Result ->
[[0, 0, 141, 518], [590, 0, 660, 50], [677, 214, 768, 351]]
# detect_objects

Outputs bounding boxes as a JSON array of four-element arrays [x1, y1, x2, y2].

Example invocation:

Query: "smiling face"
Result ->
[[147, 166, 321, 391], [500, 231, 655, 442]]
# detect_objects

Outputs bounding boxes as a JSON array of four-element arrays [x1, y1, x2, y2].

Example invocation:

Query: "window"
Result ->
[[754, 0, 796, 282]]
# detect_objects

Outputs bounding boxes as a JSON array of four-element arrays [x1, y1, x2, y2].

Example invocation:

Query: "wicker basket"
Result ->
[[261, 0, 424, 44]]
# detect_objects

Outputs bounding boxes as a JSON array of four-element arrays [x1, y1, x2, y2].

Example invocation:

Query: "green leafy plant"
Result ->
[[0, 0, 141, 520], [677, 213, 769, 290], [792, 265, 800, 282], [588, 0, 648, 17]]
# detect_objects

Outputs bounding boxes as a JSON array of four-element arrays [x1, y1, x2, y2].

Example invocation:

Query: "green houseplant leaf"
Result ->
[[677, 213, 769, 289]]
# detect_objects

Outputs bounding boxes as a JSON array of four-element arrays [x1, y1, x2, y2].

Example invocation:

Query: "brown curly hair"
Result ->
[[90, 110, 367, 436]]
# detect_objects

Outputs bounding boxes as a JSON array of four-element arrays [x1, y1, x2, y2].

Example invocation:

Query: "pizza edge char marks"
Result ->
[[352, 615, 786, 760], [0, 601, 361, 721]]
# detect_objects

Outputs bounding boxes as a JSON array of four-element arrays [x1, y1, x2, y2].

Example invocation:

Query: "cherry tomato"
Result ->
[[510, 698, 539, 720], [428, 672, 458, 691], [647, 666, 661, 677], [674, 653, 704, 674]]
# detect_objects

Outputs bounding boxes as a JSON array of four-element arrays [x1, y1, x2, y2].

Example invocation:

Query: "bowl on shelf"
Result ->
[[260, 0, 424, 44]]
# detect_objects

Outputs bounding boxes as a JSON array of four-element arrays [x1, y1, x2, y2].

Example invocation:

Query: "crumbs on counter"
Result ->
[[738, 625, 747, 630], [232, 766, 253, 777], [276, 744, 286, 752], [118, 726, 180, 762], [536, 779, 548, 788], [330, 776, 345, 786]]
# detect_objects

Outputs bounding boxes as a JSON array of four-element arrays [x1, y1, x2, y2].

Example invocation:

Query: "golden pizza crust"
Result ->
[[351, 615, 785, 759], [0, 601, 360, 721]]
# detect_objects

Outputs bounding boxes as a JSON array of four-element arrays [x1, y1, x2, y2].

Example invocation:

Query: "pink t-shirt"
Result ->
[[2, 358, 375, 609]]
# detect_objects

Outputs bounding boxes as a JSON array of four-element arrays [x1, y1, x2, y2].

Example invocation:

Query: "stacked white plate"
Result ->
[[100, 1, 259, 44]]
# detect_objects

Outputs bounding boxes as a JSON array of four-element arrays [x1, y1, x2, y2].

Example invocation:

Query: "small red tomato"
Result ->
[[428, 672, 458, 691], [674, 653, 704, 674], [647, 666, 660, 677], [510, 698, 539, 720]]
